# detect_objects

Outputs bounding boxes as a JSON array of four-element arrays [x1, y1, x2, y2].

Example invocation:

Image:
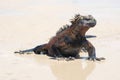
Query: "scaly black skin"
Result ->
[[15, 14, 105, 61]]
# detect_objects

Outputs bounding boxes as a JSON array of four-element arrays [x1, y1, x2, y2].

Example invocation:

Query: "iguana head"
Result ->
[[71, 14, 96, 28]]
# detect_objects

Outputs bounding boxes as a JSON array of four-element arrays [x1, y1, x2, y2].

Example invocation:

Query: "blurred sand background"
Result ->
[[0, 0, 120, 80]]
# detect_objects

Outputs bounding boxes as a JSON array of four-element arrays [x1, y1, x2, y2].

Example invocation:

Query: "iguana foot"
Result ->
[[88, 57, 105, 61]]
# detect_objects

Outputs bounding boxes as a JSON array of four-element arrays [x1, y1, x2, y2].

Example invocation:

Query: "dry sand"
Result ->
[[0, 0, 120, 80]]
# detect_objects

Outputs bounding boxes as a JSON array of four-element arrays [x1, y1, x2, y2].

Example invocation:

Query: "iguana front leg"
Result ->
[[81, 40, 105, 61]]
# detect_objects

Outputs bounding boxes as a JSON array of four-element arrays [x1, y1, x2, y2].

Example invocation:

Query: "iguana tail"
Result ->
[[14, 44, 48, 55], [14, 48, 34, 54], [33, 44, 48, 54]]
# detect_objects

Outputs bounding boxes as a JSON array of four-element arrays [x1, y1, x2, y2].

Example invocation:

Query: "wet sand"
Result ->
[[0, 0, 120, 80]]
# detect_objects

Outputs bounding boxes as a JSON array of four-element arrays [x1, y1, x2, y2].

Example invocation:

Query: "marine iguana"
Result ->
[[15, 14, 105, 61]]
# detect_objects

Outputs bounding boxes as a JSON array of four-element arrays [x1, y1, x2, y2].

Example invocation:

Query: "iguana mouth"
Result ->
[[88, 19, 96, 27]]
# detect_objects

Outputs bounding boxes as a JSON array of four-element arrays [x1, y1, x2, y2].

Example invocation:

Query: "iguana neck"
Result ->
[[71, 25, 90, 37], [79, 27, 90, 36]]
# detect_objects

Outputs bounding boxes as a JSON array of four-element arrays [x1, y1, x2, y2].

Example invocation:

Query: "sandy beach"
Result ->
[[0, 0, 120, 80]]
